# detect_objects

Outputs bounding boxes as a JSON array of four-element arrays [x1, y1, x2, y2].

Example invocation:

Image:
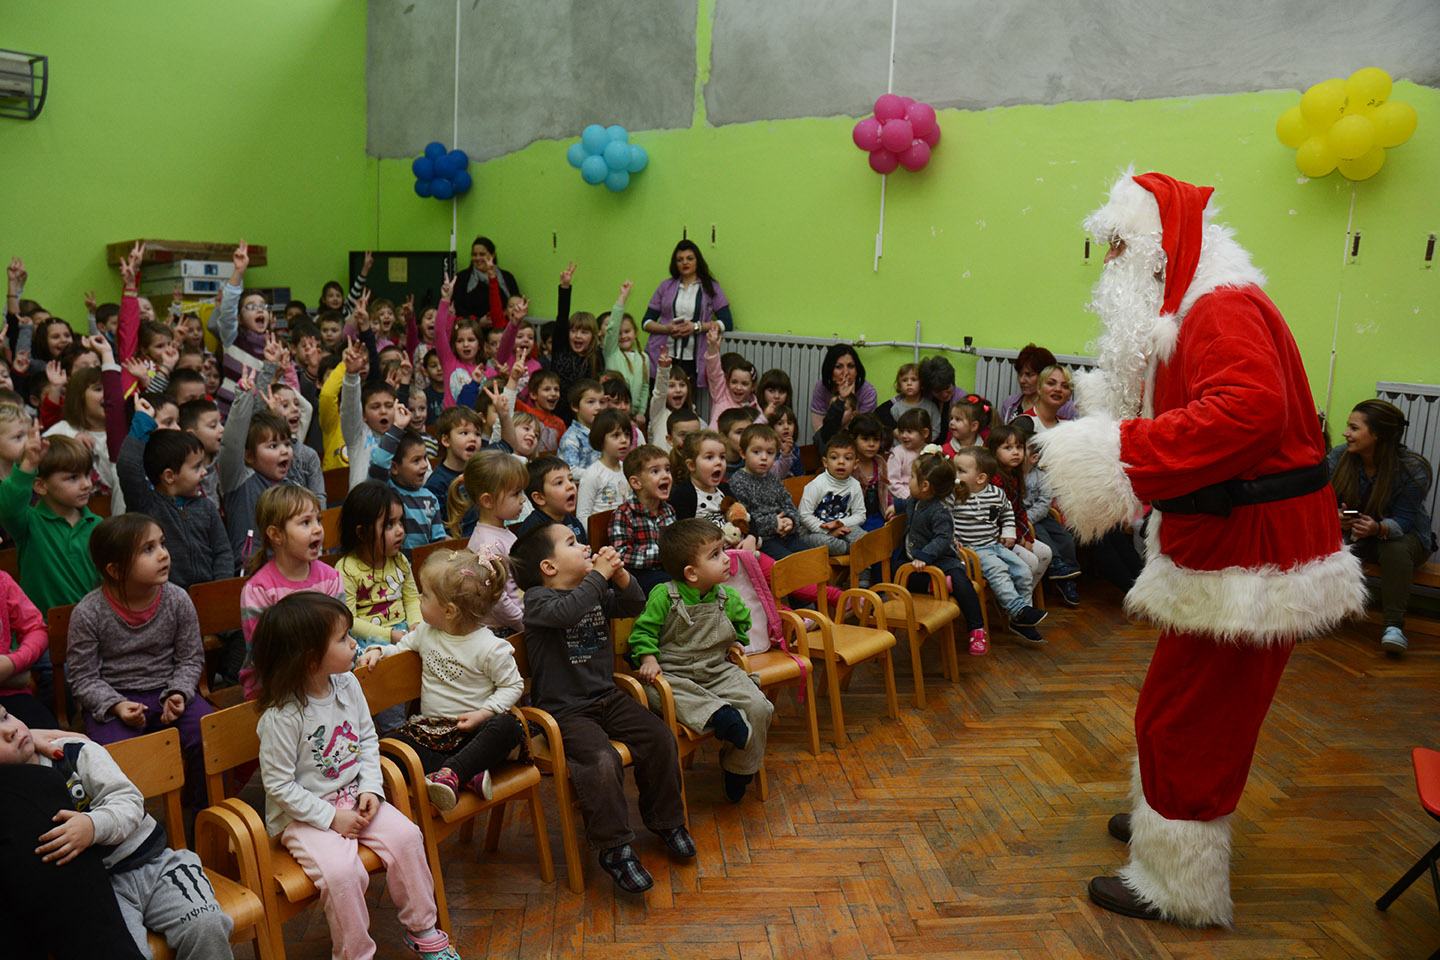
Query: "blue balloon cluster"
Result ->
[[566, 124, 648, 192], [411, 141, 472, 200]]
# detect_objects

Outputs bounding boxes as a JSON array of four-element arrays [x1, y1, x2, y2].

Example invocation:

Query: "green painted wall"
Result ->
[[375, 82, 1439, 424], [0, 0, 373, 318]]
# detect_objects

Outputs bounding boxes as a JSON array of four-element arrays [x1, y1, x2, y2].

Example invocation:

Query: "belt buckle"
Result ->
[[1194, 485, 1233, 517]]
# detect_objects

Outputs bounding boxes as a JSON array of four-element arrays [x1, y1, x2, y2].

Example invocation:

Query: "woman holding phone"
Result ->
[[1326, 399, 1435, 655]]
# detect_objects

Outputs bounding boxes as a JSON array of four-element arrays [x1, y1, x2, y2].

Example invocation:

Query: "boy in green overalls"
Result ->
[[628, 518, 773, 802]]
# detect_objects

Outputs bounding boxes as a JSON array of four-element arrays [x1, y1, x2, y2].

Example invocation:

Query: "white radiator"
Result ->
[[972, 347, 1097, 415], [1375, 381, 1440, 558]]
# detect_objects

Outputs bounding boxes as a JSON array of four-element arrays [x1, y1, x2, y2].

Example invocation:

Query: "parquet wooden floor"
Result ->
[[254, 578, 1440, 959]]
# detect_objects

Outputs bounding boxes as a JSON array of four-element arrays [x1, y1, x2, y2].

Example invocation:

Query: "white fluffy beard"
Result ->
[[1081, 236, 1169, 421]]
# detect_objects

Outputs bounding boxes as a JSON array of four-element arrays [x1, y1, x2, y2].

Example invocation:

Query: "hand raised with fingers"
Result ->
[[559, 261, 576, 287], [83, 334, 115, 366], [401, 293, 415, 318], [392, 401, 412, 430], [658, 343, 670, 368], [342, 337, 367, 375], [618, 279, 633, 303], [237, 365, 257, 395], [7, 257, 26, 293], [84, 290, 97, 313], [13, 350, 29, 374], [362, 250, 374, 275], [20, 422, 45, 472], [172, 282, 183, 304], [232, 239, 249, 272], [156, 342, 177, 371], [45, 360, 66, 388], [263, 331, 285, 364], [133, 395, 155, 420], [706, 325, 721, 347], [122, 357, 151, 387], [440, 268, 456, 303]]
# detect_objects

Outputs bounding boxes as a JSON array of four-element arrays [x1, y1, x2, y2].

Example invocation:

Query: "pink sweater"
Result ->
[[466, 523, 524, 633], [705, 346, 764, 430], [239, 559, 346, 700], [0, 571, 46, 701]]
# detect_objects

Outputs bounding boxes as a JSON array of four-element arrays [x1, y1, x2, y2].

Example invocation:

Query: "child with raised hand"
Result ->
[[557, 378, 605, 472], [767, 405, 804, 478], [510, 523, 686, 895], [799, 433, 867, 555], [986, 424, 1054, 593], [367, 400, 445, 550], [850, 412, 892, 527], [550, 261, 604, 421], [607, 444, 677, 592], [252, 593, 460, 960], [67, 514, 213, 804], [904, 451, 989, 656], [358, 546, 525, 811], [44, 335, 127, 514], [209, 240, 271, 417], [601, 280, 648, 428], [238, 485, 345, 700], [628, 518, 774, 802], [668, 428, 732, 525], [434, 269, 484, 407], [257, 332, 325, 501], [757, 369, 793, 425], [885, 407, 932, 519], [335, 480, 419, 654], [117, 397, 230, 589], [0, 704, 234, 959], [647, 343, 694, 451], [951, 445, 1047, 643], [217, 366, 297, 572], [703, 326, 762, 430], [462, 449, 529, 635], [576, 409, 632, 526], [512, 455, 586, 544]]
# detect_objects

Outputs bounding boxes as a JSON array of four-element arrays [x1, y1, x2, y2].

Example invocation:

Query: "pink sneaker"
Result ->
[[425, 768, 460, 812], [968, 629, 989, 657], [467, 769, 494, 801]]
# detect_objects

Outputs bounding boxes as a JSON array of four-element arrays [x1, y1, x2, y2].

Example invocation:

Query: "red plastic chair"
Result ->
[[1375, 747, 1440, 960]]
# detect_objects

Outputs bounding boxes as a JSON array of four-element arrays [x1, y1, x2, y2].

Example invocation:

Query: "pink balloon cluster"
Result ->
[[852, 94, 942, 173]]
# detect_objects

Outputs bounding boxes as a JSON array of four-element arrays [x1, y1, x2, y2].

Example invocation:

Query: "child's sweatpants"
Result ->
[[809, 526, 864, 556], [110, 847, 234, 960], [1012, 540, 1053, 583], [280, 788, 438, 960], [968, 543, 1033, 615]]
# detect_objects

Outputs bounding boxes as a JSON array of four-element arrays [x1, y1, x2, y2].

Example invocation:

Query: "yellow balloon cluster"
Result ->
[[1276, 68, 1419, 181]]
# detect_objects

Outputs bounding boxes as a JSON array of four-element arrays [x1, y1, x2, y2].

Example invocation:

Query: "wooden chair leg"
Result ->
[[526, 784, 556, 883], [825, 659, 847, 748], [484, 803, 505, 852], [552, 772, 586, 894], [459, 819, 475, 844], [802, 672, 821, 756], [756, 762, 769, 801], [910, 634, 927, 709], [881, 649, 899, 720]]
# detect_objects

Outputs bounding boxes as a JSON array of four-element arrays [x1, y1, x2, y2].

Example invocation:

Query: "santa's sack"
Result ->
[[726, 549, 782, 654]]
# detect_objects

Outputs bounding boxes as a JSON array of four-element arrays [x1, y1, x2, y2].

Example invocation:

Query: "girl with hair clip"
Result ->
[[433, 270, 485, 407], [648, 342, 694, 451], [359, 546, 525, 811], [463, 449, 531, 635], [1328, 398, 1435, 655], [335, 481, 420, 655], [253, 593, 461, 960], [238, 485, 344, 701], [66, 513, 212, 804]]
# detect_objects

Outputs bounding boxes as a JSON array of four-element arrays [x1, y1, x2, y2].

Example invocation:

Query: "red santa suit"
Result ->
[[1038, 172, 1366, 927]]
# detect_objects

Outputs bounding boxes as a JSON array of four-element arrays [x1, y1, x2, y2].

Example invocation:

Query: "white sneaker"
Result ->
[[1380, 627, 1408, 656]]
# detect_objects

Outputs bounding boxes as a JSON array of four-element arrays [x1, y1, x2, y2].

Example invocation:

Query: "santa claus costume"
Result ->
[[1038, 171, 1366, 927]]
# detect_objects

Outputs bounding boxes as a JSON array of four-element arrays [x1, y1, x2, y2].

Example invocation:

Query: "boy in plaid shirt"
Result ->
[[608, 445, 676, 594]]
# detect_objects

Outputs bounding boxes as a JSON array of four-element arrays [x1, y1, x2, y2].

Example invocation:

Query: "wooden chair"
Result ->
[[89, 491, 112, 517], [587, 509, 615, 551], [190, 576, 248, 709], [0, 546, 17, 581], [411, 536, 469, 572], [45, 603, 76, 728], [505, 632, 653, 893], [322, 466, 350, 508], [783, 474, 816, 507], [797, 443, 821, 474], [106, 728, 272, 960], [770, 547, 898, 748], [320, 505, 342, 552], [357, 650, 555, 929], [863, 517, 966, 708], [197, 700, 423, 959]]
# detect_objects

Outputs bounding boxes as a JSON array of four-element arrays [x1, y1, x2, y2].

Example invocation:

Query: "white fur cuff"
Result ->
[[1034, 416, 1141, 543]]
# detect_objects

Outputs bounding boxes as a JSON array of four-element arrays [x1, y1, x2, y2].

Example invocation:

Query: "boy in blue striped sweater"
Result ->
[[369, 402, 445, 549]]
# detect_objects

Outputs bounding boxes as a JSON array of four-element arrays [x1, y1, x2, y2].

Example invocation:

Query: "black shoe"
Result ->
[[1107, 813, 1131, 843], [599, 844, 653, 894], [1011, 605, 1049, 627], [723, 770, 753, 803], [1087, 875, 1165, 921], [1056, 580, 1080, 606], [652, 825, 696, 859], [1011, 624, 1045, 644], [709, 705, 751, 749], [1047, 562, 1082, 580]]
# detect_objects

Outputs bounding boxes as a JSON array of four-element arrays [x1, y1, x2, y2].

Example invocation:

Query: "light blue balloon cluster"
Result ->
[[411, 141, 472, 200], [566, 125, 648, 192]]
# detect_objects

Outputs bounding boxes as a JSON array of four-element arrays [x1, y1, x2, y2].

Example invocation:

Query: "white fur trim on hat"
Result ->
[[1084, 169, 1163, 247], [1118, 758, 1235, 928], [1032, 415, 1141, 543], [1126, 511, 1368, 646]]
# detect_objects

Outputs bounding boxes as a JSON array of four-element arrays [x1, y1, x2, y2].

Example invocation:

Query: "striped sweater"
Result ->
[[949, 484, 1015, 548], [368, 427, 446, 549]]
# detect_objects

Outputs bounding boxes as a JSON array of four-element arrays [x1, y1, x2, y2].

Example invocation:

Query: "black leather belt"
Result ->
[[1152, 462, 1330, 518]]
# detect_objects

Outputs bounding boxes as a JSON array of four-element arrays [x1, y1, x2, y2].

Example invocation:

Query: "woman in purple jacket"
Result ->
[[641, 240, 733, 388]]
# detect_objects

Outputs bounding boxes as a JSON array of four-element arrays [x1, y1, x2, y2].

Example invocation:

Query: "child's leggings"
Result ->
[[913, 557, 985, 632], [280, 788, 438, 960], [969, 543, 1033, 615], [1012, 540, 1052, 583]]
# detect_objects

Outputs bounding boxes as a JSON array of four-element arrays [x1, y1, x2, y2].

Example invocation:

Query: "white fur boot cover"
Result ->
[[1118, 759, 1235, 928]]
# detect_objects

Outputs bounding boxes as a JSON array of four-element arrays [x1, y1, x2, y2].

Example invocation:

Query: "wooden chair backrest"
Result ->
[[0, 547, 17, 582], [106, 728, 186, 849], [770, 547, 829, 604], [587, 510, 614, 552], [357, 650, 422, 716], [504, 632, 529, 678], [47, 603, 75, 725], [320, 506, 343, 552], [191, 576, 246, 637], [89, 492, 112, 518], [784, 474, 816, 507], [411, 536, 469, 573], [847, 524, 893, 580], [323, 468, 349, 508], [201, 700, 265, 801], [797, 444, 822, 474]]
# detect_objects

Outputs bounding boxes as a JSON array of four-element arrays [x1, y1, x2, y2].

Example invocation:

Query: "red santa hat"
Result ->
[[1085, 171, 1215, 317]]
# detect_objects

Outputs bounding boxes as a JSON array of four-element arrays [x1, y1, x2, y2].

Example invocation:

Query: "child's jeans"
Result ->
[[1013, 540, 1052, 582], [968, 543, 1033, 615], [280, 786, 438, 960]]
